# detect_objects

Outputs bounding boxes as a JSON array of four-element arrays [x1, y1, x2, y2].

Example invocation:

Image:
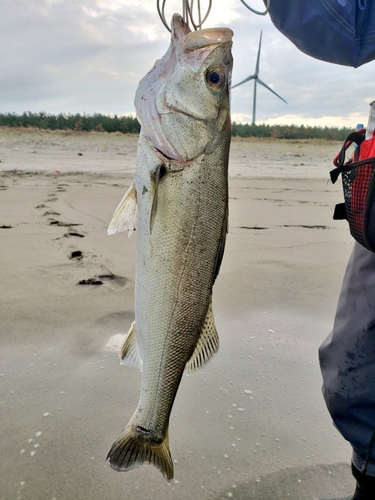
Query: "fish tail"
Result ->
[[107, 421, 174, 481]]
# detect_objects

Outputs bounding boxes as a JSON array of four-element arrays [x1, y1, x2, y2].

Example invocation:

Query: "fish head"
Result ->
[[135, 14, 233, 162]]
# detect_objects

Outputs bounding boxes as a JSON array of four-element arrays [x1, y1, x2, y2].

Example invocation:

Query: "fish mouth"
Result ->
[[184, 27, 234, 52], [171, 13, 233, 51]]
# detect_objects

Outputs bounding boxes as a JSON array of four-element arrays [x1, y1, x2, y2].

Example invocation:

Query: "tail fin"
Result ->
[[107, 422, 174, 481]]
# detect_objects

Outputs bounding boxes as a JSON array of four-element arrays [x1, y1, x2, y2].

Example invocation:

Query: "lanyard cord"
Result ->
[[157, 0, 270, 32], [239, 0, 270, 16], [157, 0, 212, 32]]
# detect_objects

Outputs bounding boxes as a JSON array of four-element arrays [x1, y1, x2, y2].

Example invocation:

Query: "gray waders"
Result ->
[[319, 241, 375, 478]]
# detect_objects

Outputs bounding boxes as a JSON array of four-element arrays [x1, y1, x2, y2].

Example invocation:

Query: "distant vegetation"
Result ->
[[0, 112, 353, 140], [0, 112, 141, 134], [231, 122, 352, 140]]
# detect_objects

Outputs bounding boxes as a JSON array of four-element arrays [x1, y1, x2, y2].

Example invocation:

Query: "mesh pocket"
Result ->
[[341, 157, 375, 250]]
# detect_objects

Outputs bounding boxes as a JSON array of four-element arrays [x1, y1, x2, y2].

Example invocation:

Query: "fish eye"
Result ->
[[206, 68, 225, 89]]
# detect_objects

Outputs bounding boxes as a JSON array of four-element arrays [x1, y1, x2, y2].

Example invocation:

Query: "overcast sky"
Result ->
[[2, 0, 375, 127]]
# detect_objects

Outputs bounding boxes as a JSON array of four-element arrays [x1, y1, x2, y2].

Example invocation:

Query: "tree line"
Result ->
[[231, 121, 352, 140], [0, 112, 141, 134], [0, 112, 353, 140]]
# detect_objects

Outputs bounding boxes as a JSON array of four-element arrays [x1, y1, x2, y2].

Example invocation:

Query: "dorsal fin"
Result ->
[[185, 298, 219, 373], [108, 181, 137, 237], [119, 321, 143, 371]]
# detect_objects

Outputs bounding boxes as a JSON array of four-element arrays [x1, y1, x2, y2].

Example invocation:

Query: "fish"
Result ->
[[106, 13, 233, 481]]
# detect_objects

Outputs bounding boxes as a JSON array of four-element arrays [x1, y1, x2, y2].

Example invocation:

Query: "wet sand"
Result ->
[[0, 128, 356, 499]]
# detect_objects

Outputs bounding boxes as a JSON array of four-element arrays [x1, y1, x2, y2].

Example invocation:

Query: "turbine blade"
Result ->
[[232, 75, 255, 89], [257, 78, 287, 103], [255, 31, 262, 76]]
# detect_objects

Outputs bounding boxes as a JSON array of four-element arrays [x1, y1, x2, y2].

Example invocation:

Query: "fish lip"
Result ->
[[171, 13, 233, 52], [184, 28, 234, 52]]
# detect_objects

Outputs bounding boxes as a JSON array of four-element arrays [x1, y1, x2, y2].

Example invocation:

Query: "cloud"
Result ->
[[0, 0, 168, 114], [1, 0, 374, 126], [228, 6, 375, 126]]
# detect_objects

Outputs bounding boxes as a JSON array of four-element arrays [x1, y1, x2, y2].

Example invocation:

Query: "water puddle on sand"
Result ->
[[105, 333, 125, 353]]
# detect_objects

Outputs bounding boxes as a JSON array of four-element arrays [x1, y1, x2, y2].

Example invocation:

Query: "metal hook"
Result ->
[[239, 0, 270, 16], [157, 0, 213, 32]]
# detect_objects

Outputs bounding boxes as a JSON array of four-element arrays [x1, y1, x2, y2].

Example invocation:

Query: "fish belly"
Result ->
[[134, 134, 229, 435]]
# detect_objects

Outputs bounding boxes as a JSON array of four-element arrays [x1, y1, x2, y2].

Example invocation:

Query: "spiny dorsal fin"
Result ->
[[119, 321, 143, 371], [108, 181, 137, 237], [185, 298, 219, 373]]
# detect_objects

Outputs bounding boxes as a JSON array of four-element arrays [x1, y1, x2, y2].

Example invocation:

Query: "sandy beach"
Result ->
[[0, 128, 357, 500]]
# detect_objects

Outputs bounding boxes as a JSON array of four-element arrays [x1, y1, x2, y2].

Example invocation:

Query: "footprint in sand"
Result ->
[[77, 273, 127, 287], [280, 224, 329, 229], [49, 220, 81, 227], [64, 231, 85, 238], [48, 219, 85, 239], [43, 211, 60, 217], [69, 250, 83, 261], [78, 277, 104, 285]]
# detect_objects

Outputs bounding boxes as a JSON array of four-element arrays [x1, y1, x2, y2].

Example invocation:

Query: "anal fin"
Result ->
[[119, 321, 143, 371], [185, 297, 219, 373]]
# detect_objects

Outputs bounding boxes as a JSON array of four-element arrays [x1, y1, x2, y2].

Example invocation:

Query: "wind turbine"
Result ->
[[232, 31, 287, 125]]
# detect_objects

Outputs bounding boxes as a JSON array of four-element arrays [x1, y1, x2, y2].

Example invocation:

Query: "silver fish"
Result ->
[[107, 14, 233, 480]]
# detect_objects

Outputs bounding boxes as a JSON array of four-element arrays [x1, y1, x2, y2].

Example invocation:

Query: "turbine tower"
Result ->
[[232, 31, 287, 125]]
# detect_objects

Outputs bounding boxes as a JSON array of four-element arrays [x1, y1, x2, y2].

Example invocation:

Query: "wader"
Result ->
[[319, 242, 375, 477]]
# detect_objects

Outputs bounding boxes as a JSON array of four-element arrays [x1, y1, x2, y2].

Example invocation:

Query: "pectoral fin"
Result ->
[[119, 321, 143, 371], [150, 165, 165, 234], [213, 206, 228, 283], [185, 298, 219, 373], [108, 181, 137, 237]]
